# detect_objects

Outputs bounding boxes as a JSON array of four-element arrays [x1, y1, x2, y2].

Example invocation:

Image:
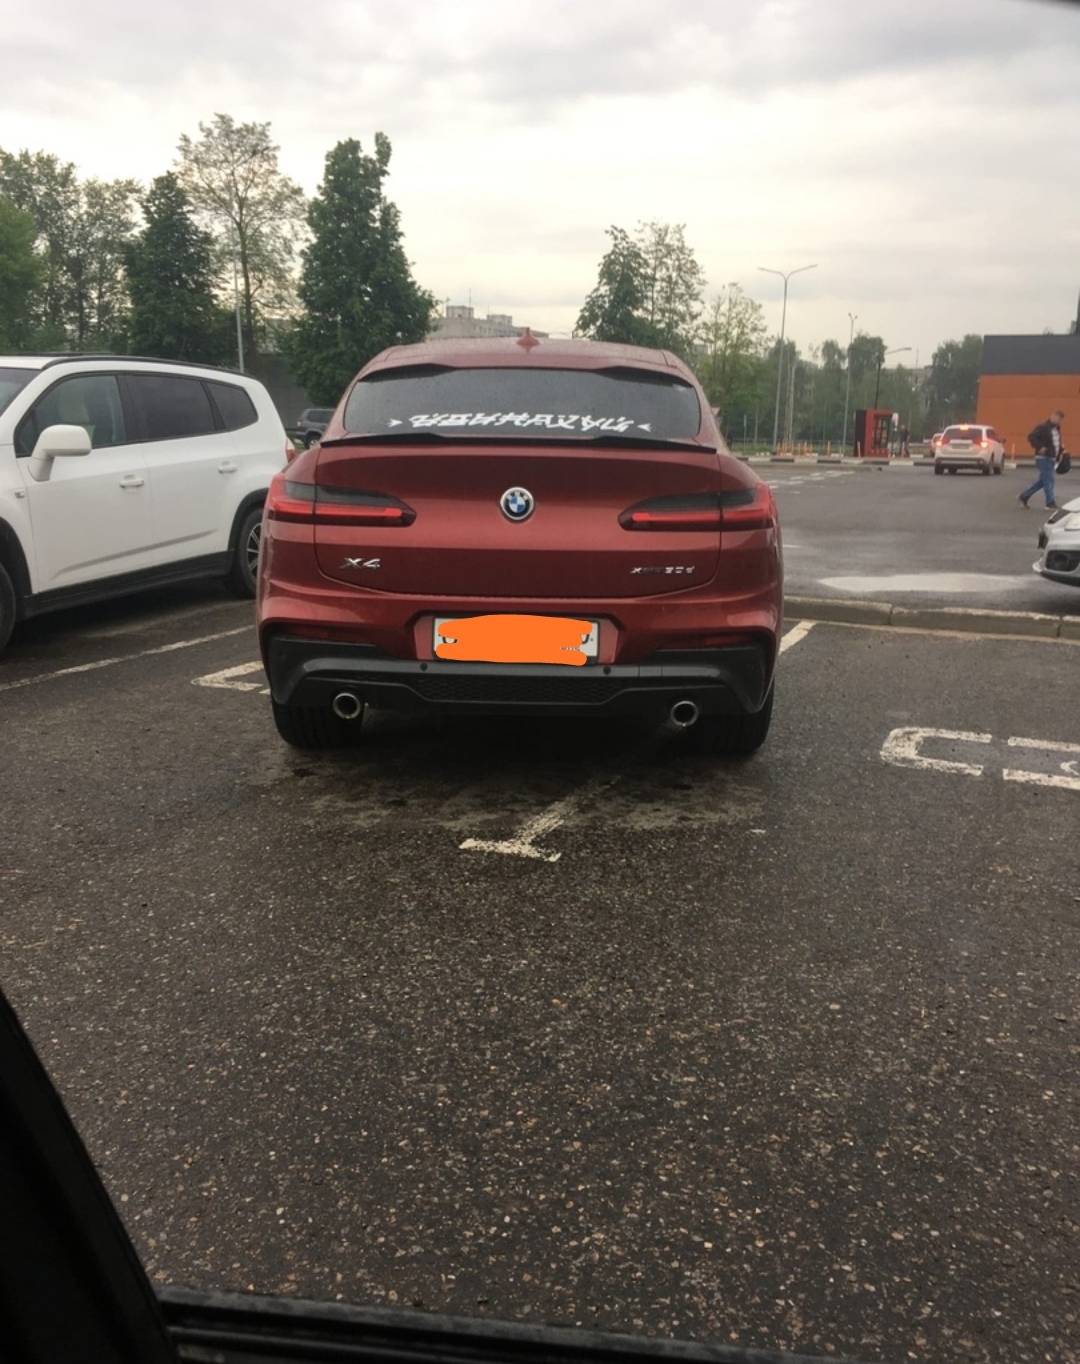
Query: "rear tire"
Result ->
[[934, 464, 943, 475], [981, 461, 991, 475], [0, 561, 16, 654], [271, 699, 366, 749], [993, 457, 1004, 474], [224, 506, 263, 598], [685, 684, 774, 757]]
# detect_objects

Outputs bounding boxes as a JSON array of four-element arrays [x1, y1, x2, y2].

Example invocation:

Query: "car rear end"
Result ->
[[934, 424, 995, 474], [258, 339, 782, 751]]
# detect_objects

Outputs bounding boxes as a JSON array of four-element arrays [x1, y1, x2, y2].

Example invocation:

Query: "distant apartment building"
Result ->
[[429, 305, 549, 341]]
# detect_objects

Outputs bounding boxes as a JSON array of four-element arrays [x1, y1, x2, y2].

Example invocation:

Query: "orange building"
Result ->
[[977, 334, 1080, 458]]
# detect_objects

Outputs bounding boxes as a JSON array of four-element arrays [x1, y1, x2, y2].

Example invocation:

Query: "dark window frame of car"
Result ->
[[13, 370, 258, 457]]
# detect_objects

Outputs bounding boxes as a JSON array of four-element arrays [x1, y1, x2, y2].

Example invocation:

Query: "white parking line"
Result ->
[[0, 627, 252, 695], [882, 726, 1080, 791], [1003, 735, 1080, 791], [460, 775, 621, 863], [193, 661, 268, 694], [780, 620, 816, 653], [459, 621, 816, 861]]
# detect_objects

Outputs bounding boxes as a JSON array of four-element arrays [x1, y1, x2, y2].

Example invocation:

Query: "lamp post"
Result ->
[[758, 263, 816, 452], [874, 346, 911, 407], [229, 180, 245, 373], [841, 312, 857, 455]]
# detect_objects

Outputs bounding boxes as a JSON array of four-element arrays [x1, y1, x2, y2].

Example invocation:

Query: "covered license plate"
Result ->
[[434, 615, 598, 665]]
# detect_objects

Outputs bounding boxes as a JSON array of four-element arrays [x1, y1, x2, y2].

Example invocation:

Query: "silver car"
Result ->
[[1034, 496, 1080, 585]]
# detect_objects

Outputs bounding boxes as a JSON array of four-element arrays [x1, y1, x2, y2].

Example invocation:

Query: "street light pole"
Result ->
[[229, 180, 245, 373], [758, 263, 816, 452], [874, 346, 911, 408], [842, 312, 857, 455]]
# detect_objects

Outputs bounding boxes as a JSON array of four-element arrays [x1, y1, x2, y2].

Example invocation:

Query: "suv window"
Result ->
[[207, 380, 258, 432], [126, 373, 216, 442], [15, 375, 127, 456], [942, 426, 980, 441], [343, 366, 703, 442]]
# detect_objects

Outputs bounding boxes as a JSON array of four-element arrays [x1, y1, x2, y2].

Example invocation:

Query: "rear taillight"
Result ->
[[619, 494, 723, 531], [979, 439, 989, 448], [619, 486, 775, 531], [266, 475, 416, 526], [719, 484, 777, 531]]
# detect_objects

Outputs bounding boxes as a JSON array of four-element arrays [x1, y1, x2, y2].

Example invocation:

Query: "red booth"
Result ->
[[854, 408, 894, 458]]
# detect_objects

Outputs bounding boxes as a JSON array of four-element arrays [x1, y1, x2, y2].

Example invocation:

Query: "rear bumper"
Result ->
[[935, 454, 990, 469], [266, 636, 771, 719]]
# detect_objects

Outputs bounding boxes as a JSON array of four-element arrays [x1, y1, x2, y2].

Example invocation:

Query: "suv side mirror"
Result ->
[[27, 424, 93, 482]]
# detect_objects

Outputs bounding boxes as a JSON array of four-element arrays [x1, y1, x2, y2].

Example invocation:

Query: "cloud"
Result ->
[[1, 0, 1078, 357]]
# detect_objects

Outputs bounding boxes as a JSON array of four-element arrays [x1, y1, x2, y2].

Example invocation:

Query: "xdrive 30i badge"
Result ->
[[630, 565, 695, 575]]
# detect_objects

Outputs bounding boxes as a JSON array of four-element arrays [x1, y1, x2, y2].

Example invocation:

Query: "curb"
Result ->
[[785, 595, 1080, 640]]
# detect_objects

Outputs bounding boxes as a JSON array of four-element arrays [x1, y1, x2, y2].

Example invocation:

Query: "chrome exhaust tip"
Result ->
[[670, 699, 700, 729], [331, 692, 363, 721]]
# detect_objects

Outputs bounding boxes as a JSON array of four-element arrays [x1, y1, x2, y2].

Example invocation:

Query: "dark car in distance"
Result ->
[[296, 406, 335, 447], [259, 336, 783, 756]]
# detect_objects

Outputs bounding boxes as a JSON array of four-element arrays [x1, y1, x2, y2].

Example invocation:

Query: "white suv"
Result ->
[[933, 423, 1006, 476], [0, 355, 292, 652]]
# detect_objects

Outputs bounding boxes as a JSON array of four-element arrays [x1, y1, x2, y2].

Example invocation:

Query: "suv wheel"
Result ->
[[224, 506, 263, 598], [271, 699, 366, 749], [0, 562, 16, 654], [684, 685, 774, 757], [304, 432, 321, 449]]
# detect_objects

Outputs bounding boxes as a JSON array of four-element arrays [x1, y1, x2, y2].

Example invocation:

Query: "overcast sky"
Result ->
[[5, 0, 1080, 362]]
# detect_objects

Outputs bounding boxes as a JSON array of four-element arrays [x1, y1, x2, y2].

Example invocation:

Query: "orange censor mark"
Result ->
[[435, 615, 592, 665]]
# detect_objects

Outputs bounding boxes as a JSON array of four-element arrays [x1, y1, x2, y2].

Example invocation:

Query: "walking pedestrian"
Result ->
[[897, 424, 910, 458], [1018, 409, 1066, 509]]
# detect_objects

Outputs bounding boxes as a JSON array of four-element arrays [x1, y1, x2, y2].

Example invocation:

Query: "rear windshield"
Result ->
[[942, 426, 984, 440], [342, 365, 703, 442], [0, 367, 37, 418]]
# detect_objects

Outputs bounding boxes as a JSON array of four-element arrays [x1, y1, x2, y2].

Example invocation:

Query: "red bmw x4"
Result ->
[[257, 336, 782, 754]]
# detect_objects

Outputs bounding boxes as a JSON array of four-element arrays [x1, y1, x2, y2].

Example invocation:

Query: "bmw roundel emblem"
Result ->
[[500, 486, 534, 522]]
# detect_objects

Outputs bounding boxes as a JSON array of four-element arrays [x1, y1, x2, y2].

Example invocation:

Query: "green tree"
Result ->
[[577, 221, 705, 358], [284, 134, 434, 407], [575, 226, 663, 349], [0, 198, 43, 350], [696, 284, 768, 434], [925, 334, 983, 430], [0, 149, 138, 347], [176, 114, 306, 366], [125, 173, 233, 363]]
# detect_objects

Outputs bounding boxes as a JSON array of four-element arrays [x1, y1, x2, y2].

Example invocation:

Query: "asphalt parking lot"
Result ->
[[1, 485, 1078, 1364]]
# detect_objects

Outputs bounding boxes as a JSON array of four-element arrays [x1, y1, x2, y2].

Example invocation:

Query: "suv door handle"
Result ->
[[218, 461, 239, 474], [119, 475, 145, 489]]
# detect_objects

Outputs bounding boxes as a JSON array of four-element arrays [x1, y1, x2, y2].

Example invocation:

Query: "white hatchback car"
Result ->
[[1034, 497, 1080, 586], [933, 423, 1006, 476], [0, 355, 292, 652]]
